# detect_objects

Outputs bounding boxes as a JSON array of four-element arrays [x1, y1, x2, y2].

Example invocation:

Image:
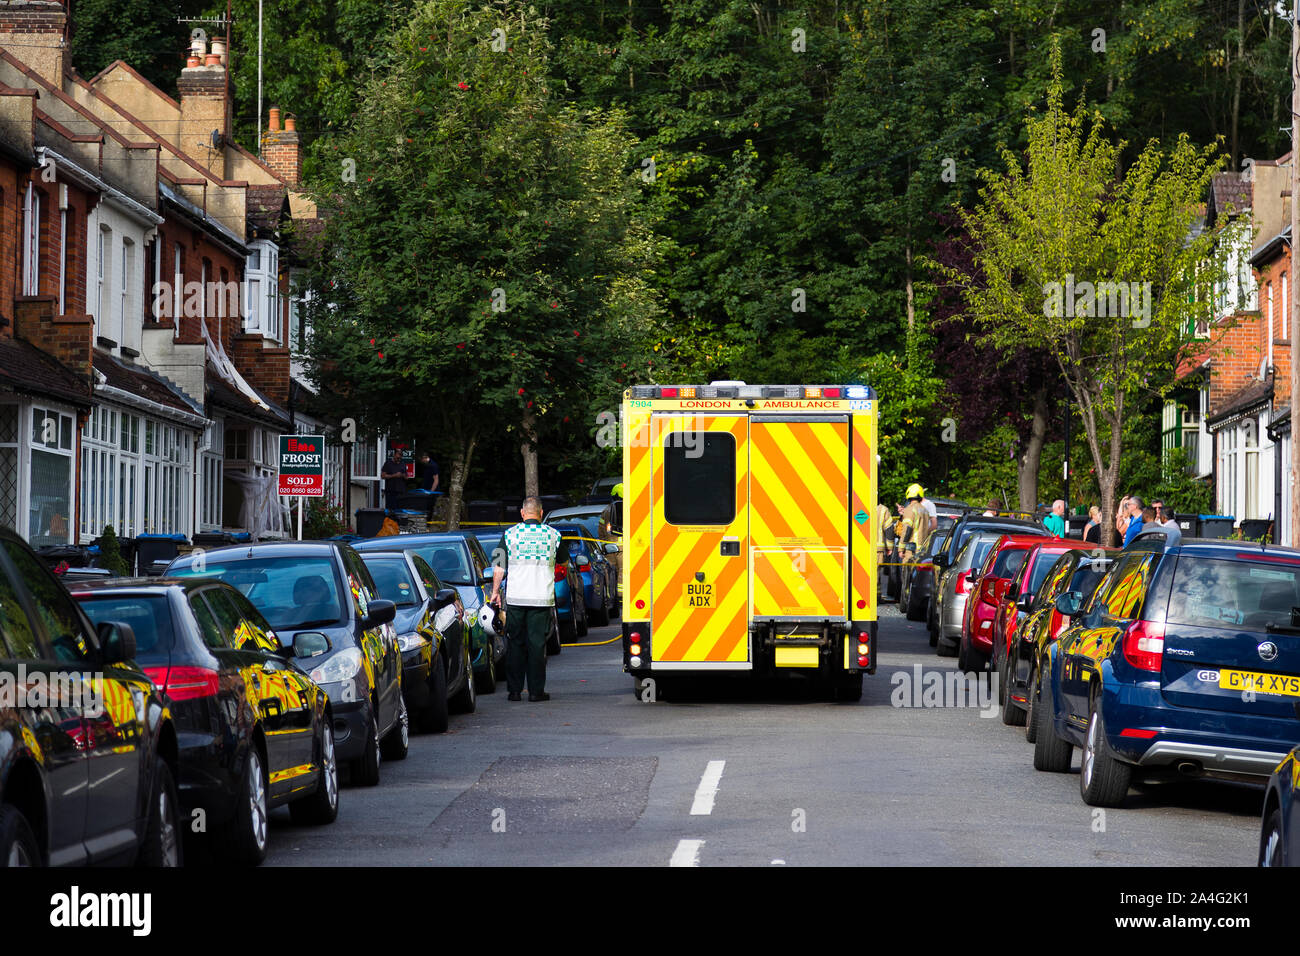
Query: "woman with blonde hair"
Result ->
[[1083, 505, 1102, 544]]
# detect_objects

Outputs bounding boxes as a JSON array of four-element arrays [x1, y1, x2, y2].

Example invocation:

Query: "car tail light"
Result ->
[[577, 561, 591, 573], [1122, 620, 1165, 673], [145, 665, 219, 701], [955, 571, 971, 595], [554, 565, 567, 582]]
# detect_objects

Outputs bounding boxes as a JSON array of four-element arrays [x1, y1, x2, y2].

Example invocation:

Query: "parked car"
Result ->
[[357, 550, 474, 731], [928, 514, 1045, 636], [958, 533, 1050, 673], [71, 576, 338, 864], [165, 541, 405, 787], [1002, 548, 1115, 732], [549, 521, 618, 625], [901, 527, 949, 621], [1260, 744, 1300, 866], [354, 532, 504, 691], [989, 539, 1093, 699], [932, 531, 1002, 657], [0, 526, 182, 866], [1033, 529, 1300, 807]]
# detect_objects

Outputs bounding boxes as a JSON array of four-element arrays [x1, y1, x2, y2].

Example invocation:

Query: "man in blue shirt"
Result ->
[[1123, 496, 1146, 547]]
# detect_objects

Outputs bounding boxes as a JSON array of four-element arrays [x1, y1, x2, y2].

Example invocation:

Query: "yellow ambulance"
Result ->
[[620, 382, 878, 701]]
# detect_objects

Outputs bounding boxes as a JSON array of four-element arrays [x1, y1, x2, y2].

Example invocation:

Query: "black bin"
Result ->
[[468, 500, 504, 523], [397, 492, 436, 516], [355, 508, 387, 537], [1065, 515, 1090, 539], [35, 545, 91, 570], [135, 535, 187, 576], [540, 494, 566, 516], [1239, 518, 1273, 543], [192, 532, 235, 549], [1199, 515, 1235, 539], [1173, 513, 1198, 535], [501, 496, 523, 522]]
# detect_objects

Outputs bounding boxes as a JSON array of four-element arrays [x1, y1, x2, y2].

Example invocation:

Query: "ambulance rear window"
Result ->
[[665, 432, 735, 525]]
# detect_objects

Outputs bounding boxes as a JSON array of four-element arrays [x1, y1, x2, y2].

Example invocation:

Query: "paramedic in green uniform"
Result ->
[[489, 496, 569, 701]]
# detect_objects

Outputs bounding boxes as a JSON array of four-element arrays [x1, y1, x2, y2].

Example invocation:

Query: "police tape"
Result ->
[[560, 635, 623, 646]]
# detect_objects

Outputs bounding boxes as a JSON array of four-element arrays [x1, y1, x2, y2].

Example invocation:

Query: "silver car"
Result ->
[[932, 531, 1001, 657]]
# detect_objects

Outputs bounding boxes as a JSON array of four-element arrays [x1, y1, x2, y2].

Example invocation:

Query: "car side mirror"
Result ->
[[364, 599, 396, 629], [480, 569, 494, 585], [292, 632, 331, 659], [1054, 591, 1083, 617], [603, 542, 620, 554], [97, 621, 137, 665], [433, 587, 457, 609], [933, 554, 949, 569]]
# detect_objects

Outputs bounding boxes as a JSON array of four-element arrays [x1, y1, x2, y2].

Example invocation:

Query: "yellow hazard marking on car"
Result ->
[[1219, 669, 1300, 697]]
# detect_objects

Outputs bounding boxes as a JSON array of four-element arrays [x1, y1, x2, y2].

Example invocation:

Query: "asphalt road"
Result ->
[[262, 605, 1265, 866]]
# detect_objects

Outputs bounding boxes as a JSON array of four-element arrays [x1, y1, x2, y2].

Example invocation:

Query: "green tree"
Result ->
[[301, 0, 661, 526], [948, 41, 1225, 545]]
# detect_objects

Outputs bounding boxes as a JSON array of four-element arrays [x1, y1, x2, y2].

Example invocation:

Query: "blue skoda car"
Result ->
[[1032, 528, 1300, 808]]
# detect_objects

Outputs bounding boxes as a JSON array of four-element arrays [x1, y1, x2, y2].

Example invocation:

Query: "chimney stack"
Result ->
[[0, 1, 67, 88], [262, 109, 301, 186], [178, 33, 230, 177]]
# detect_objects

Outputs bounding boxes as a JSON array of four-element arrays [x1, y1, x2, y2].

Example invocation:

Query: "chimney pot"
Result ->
[[268, 107, 281, 132], [284, 116, 297, 132]]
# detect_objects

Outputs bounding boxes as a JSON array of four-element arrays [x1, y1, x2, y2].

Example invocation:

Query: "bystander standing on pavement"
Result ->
[[1151, 499, 1179, 531], [1043, 499, 1066, 537], [1123, 496, 1146, 547], [1083, 505, 1102, 544], [490, 496, 569, 702], [416, 452, 440, 520], [381, 449, 407, 513]]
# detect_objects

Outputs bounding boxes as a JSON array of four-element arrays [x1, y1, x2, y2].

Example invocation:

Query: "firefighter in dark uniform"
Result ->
[[489, 496, 569, 701]]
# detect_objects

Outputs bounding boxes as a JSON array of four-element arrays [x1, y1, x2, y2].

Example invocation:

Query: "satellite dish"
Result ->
[[210, 129, 223, 150]]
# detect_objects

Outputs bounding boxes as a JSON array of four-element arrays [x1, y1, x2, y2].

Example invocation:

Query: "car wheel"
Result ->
[[935, 633, 957, 657], [291, 722, 339, 825], [476, 646, 498, 695], [351, 704, 382, 787], [547, 614, 562, 655], [1080, 697, 1131, 807], [1260, 807, 1285, 867], [450, 647, 477, 713], [559, 612, 577, 642], [575, 592, 589, 637], [1032, 672, 1072, 772], [419, 659, 450, 733], [905, 583, 925, 622], [381, 693, 409, 761], [1024, 665, 1039, 743], [999, 653, 1025, 727], [221, 746, 269, 865], [833, 673, 864, 703], [0, 804, 40, 867], [589, 582, 610, 627], [136, 760, 183, 867], [957, 635, 987, 674], [928, 622, 938, 647]]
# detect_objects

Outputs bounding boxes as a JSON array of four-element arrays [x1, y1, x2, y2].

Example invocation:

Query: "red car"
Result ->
[[958, 533, 1049, 672], [989, 539, 1092, 679]]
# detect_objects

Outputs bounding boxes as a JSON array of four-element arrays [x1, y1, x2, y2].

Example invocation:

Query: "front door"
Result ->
[[650, 414, 749, 666]]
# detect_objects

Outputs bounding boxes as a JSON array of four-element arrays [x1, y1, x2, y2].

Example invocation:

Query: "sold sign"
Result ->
[[279, 434, 325, 496]]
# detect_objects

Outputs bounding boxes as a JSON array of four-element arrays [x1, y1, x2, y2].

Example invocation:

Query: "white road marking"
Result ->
[[690, 759, 725, 815], [670, 839, 704, 867]]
